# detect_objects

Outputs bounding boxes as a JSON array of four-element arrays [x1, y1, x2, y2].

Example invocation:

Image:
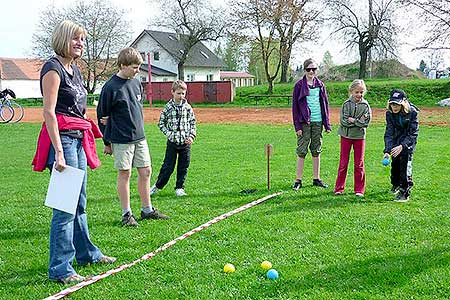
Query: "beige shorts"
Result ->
[[112, 140, 151, 170]]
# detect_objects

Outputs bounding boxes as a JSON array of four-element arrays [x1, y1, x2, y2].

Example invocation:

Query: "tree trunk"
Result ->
[[178, 63, 185, 81], [359, 47, 368, 79], [267, 79, 274, 94], [280, 59, 290, 83]]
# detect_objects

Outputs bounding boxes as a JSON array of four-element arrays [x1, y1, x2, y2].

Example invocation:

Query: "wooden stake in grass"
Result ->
[[264, 144, 274, 191]]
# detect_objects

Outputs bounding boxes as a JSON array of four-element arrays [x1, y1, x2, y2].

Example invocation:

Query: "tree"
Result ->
[[231, 0, 282, 93], [400, 0, 450, 50], [151, 0, 227, 80], [272, 0, 321, 83], [418, 59, 427, 72], [32, 0, 132, 94], [325, 0, 399, 78], [216, 37, 248, 71]]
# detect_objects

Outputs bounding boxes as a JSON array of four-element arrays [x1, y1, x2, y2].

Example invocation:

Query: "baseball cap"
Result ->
[[389, 89, 406, 104]]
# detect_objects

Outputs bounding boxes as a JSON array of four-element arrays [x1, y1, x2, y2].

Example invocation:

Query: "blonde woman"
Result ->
[[34, 20, 115, 284]]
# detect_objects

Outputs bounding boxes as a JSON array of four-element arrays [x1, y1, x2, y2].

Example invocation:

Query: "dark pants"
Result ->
[[155, 140, 191, 190], [391, 150, 414, 197]]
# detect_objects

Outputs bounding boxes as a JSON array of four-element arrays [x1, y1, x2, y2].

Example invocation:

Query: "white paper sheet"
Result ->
[[45, 165, 85, 215]]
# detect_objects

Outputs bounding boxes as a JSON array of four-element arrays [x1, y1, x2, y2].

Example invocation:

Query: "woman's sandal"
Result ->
[[96, 255, 117, 264], [60, 273, 86, 284]]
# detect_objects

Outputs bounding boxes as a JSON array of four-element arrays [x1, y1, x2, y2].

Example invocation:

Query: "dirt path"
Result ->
[[21, 107, 450, 126]]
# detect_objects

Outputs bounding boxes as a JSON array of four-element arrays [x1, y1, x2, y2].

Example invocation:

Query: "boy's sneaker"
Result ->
[[150, 185, 159, 196], [141, 207, 169, 220], [122, 212, 139, 226], [292, 180, 302, 190], [393, 193, 409, 202], [355, 193, 364, 197], [313, 179, 328, 188], [390, 186, 399, 194], [175, 188, 187, 197]]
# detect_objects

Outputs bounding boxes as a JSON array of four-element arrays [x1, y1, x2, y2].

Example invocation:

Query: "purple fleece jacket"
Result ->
[[292, 75, 331, 132]]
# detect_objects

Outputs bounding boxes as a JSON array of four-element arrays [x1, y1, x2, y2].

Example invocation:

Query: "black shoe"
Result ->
[[390, 186, 399, 194], [313, 179, 328, 188], [141, 207, 169, 220], [122, 212, 139, 226], [292, 180, 302, 190], [393, 192, 409, 202]]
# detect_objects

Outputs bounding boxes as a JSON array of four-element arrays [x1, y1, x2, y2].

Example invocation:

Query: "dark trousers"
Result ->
[[391, 150, 414, 196], [155, 140, 191, 190]]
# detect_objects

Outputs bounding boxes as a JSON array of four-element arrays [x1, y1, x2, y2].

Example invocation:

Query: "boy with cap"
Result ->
[[383, 89, 419, 202]]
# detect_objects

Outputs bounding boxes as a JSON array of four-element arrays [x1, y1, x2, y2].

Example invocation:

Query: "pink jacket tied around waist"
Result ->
[[32, 114, 103, 172]]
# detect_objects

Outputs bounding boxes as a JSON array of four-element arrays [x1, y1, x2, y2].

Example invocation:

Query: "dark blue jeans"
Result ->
[[155, 140, 191, 190], [391, 150, 414, 197], [47, 135, 103, 280]]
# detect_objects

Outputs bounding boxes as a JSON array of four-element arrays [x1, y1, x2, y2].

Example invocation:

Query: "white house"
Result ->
[[0, 58, 44, 98], [130, 30, 226, 82], [220, 71, 255, 87]]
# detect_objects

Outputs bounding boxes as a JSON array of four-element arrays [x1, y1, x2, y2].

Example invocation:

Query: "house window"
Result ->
[[140, 52, 146, 62], [140, 76, 147, 82], [154, 51, 160, 61], [200, 50, 209, 59], [186, 74, 195, 81], [206, 74, 213, 81]]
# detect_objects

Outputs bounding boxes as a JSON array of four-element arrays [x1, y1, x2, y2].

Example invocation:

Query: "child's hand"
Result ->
[[296, 129, 303, 136], [383, 153, 390, 159], [103, 145, 112, 155], [390, 145, 403, 157], [359, 115, 366, 122], [186, 137, 193, 145], [348, 117, 355, 123], [100, 116, 109, 125]]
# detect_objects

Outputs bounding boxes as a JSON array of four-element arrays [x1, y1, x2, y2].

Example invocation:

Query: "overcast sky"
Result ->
[[0, 0, 447, 70]]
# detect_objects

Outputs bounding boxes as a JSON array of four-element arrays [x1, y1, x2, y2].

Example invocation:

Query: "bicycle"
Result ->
[[0, 89, 24, 123]]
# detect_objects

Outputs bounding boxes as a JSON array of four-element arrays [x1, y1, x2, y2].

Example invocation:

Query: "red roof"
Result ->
[[220, 71, 255, 78], [0, 58, 45, 80]]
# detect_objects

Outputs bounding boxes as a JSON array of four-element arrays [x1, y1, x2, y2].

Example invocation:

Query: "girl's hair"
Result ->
[[52, 20, 86, 58], [172, 80, 187, 91], [348, 79, 367, 96], [386, 99, 410, 113], [117, 47, 143, 67], [303, 58, 317, 69]]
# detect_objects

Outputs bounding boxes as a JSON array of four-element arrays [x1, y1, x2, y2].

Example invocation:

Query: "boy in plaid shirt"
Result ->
[[150, 80, 196, 197]]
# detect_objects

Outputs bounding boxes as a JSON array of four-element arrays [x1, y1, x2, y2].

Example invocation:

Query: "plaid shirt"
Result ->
[[158, 99, 196, 145]]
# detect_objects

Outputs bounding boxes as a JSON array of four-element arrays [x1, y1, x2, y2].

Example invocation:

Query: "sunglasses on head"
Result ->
[[305, 67, 317, 72]]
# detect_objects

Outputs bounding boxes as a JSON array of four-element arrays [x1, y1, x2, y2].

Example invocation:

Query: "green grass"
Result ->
[[1, 122, 450, 299]]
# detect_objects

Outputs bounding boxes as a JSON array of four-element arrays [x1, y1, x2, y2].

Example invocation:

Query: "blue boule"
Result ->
[[382, 158, 390, 166], [266, 269, 279, 280]]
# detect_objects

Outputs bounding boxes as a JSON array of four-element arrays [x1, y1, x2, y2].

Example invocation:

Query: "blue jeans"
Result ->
[[47, 135, 103, 280]]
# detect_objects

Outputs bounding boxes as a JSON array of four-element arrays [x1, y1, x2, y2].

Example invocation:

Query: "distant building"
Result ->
[[130, 30, 226, 82], [220, 71, 255, 87], [0, 58, 43, 98]]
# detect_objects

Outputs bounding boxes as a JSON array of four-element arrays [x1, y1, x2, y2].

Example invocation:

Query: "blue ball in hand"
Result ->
[[382, 158, 390, 166]]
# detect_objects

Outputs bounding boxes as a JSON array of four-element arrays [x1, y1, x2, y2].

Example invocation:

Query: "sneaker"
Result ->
[[334, 191, 343, 195], [313, 179, 328, 188], [390, 186, 399, 194], [141, 207, 169, 220], [95, 256, 117, 264], [150, 185, 159, 196], [355, 193, 364, 197], [122, 212, 139, 226], [59, 273, 86, 284], [292, 180, 302, 190], [175, 188, 187, 197], [393, 193, 409, 202]]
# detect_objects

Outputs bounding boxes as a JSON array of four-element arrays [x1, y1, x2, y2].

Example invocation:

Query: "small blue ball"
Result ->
[[266, 269, 279, 280], [382, 158, 390, 166]]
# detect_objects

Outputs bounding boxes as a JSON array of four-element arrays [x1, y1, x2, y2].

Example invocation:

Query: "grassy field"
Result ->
[[1, 122, 450, 299]]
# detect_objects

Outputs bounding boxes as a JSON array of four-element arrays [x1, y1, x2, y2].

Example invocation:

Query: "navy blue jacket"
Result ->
[[383, 103, 419, 154]]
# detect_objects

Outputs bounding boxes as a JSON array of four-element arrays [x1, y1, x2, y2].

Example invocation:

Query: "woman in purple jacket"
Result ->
[[292, 58, 331, 190]]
